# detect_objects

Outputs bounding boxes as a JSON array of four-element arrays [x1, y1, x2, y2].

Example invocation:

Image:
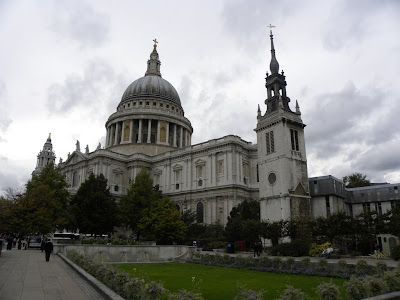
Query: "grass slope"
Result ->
[[114, 262, 347, 299]]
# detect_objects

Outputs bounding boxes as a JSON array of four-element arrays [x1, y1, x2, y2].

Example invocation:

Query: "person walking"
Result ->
[[44, 239, 53, 262]]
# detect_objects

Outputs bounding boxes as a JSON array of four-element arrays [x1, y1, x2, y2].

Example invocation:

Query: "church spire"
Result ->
[[269, 25, 279, 74], [145, 39, 162, 77], [264, 26, 291, 113]]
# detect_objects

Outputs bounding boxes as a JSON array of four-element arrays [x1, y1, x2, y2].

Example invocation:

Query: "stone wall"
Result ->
[[54, 244, 195, 263]]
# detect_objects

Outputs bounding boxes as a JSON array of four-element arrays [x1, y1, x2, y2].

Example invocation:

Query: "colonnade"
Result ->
[[105, 118, 191, 149]]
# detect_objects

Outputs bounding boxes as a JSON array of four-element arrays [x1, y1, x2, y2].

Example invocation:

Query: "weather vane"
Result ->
[[268, 24, 276, 34], [153, 38, 158, 50]]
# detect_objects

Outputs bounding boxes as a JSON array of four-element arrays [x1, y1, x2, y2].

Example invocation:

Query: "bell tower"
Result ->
[[33, 133, 56, 175], [255, 28, 311, 222]]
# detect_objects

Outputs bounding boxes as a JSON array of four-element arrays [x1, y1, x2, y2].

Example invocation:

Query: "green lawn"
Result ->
[[114, 262, 347, 299]]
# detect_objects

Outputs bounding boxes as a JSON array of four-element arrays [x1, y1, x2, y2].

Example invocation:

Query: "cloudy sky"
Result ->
[[1, 0, 399, 194]]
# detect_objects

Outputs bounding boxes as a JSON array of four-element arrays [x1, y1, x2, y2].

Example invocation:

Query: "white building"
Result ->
[[33, 33, 400, 228]]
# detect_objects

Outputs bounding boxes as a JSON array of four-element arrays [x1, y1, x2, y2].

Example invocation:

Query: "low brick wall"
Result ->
[[54, 244, 195, 263]]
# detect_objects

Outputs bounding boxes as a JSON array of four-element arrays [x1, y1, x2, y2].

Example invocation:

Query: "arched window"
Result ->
[[196, 202, 204, 223], [176, 204, 180, 211]]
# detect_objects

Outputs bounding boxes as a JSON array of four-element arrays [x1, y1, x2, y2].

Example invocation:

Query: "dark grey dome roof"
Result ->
[[121, 75, 181, 106]]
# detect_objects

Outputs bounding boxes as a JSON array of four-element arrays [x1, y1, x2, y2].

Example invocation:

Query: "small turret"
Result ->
[[33, 133, 56, 175]]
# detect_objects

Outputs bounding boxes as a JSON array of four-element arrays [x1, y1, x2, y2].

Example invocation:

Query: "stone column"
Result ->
[[156, 121, 161, 144], [129, 120, 134, 142], [114, 122, 119, 145], [166, 122, 170, 145], [147, 119, 152, 143], [138, 119, 142, 143], [173, 124, 177, 147], [180, 126, 183, 148], [105, 127, 109, 147]]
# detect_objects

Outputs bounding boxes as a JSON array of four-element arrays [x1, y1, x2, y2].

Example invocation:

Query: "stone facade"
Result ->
[[34, 35, 400, 226]]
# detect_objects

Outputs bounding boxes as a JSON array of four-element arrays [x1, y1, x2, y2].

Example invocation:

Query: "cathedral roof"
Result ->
[[121, 40, 182, 107]]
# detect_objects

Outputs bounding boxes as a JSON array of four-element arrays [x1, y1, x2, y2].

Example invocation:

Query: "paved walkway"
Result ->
[[0, 249, 103, 300]]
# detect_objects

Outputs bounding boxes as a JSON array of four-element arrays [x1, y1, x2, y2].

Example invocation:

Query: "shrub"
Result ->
[[365, 275, 387, 296], [123, 277, 145, 299], [355, 260, 369, 275], [391, 245, 400, 261], [376, 261, 388, 275], [316, 282, 340, 300], [208, 240, 227, 249], [345, 276, 370, 300], [234, 284, 264, 300], [383, 271, 400, 292], [283, 257, 296, 270], [369, 251, 390, 259], [258, 256, 272, 268], [144, 281, 167, 300], [220, 254, 233, 265], [168, 289, 204, 300], [337, 259, 348, 273], [271, 257, 283, 269], [300, 257, 311, 270], [317, 258, 328, 272], [278, 285, 305, 300], [269, 241, 309, 257], [309, 242, 332, 257]]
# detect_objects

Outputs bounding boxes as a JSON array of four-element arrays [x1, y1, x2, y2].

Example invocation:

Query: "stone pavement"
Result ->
[[0, 249, 103, 300]]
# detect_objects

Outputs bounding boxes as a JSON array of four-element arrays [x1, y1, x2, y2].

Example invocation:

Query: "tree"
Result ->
[[70, 173, 118, 235], [16, 163, 71, 235], [225, 200, 260, 246], [139, 197, 187, 244], [118, 169, 160, 240], [343, 172, 370, 188], [261, 220, 288, 246]]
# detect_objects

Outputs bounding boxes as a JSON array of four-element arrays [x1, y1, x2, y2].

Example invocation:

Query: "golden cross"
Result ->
[[153, 38, 158, 49], [268, 24, 276, 34]]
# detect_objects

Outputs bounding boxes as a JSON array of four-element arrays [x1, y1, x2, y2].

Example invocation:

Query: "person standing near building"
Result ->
[[44, 239, 53, 262]]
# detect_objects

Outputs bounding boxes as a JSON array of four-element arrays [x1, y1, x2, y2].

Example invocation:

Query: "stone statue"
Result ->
[[59, 157, 63, 164], [85, 145, 89, 154], [76, 140, 80, 152], [97, 142, 101, 150]]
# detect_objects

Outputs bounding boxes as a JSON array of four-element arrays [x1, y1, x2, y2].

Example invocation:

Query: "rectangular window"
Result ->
[[290, 129, 299, 151], [325, 196, 331, 217], [266, 131, 275, 155], [314, 181, 318, 194], [196, 166, 203, 178], [376, 202, 382, 215], [217, 160, 224, 175], [363, 203, 371, 213]]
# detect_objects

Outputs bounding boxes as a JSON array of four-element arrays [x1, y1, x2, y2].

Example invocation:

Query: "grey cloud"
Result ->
[[51, 1, 110, 47], [47, 59, 128, 120], [352, 139, 400, 174], [322, 0, 399, 51], [221, 0, 299, 46], [0, 79, 12, 135], [305, 82, 378, 159]]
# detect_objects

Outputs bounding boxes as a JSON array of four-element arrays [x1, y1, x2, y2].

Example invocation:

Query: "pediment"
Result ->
[[173, 164, 183, 171], [64, 151, 87, 165], [113, 168, 123, 175], [293, 182, 309, 196], [195, 159, 206, 166]]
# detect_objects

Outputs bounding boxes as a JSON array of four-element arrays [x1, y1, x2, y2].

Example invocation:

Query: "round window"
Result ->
[[268, 172, 277, 185]]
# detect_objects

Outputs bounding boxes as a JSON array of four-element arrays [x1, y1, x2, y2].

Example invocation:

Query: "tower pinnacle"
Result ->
[[145, 39, 162, 77], [269, 25, 280, 74]]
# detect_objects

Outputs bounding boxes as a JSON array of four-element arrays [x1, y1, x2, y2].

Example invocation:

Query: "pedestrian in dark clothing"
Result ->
[[7, 237, 13, 250], [44, 239, 53, 262]]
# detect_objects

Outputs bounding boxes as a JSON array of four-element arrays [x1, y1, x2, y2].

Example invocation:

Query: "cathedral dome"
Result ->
[[121, 75, 181, 107]]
